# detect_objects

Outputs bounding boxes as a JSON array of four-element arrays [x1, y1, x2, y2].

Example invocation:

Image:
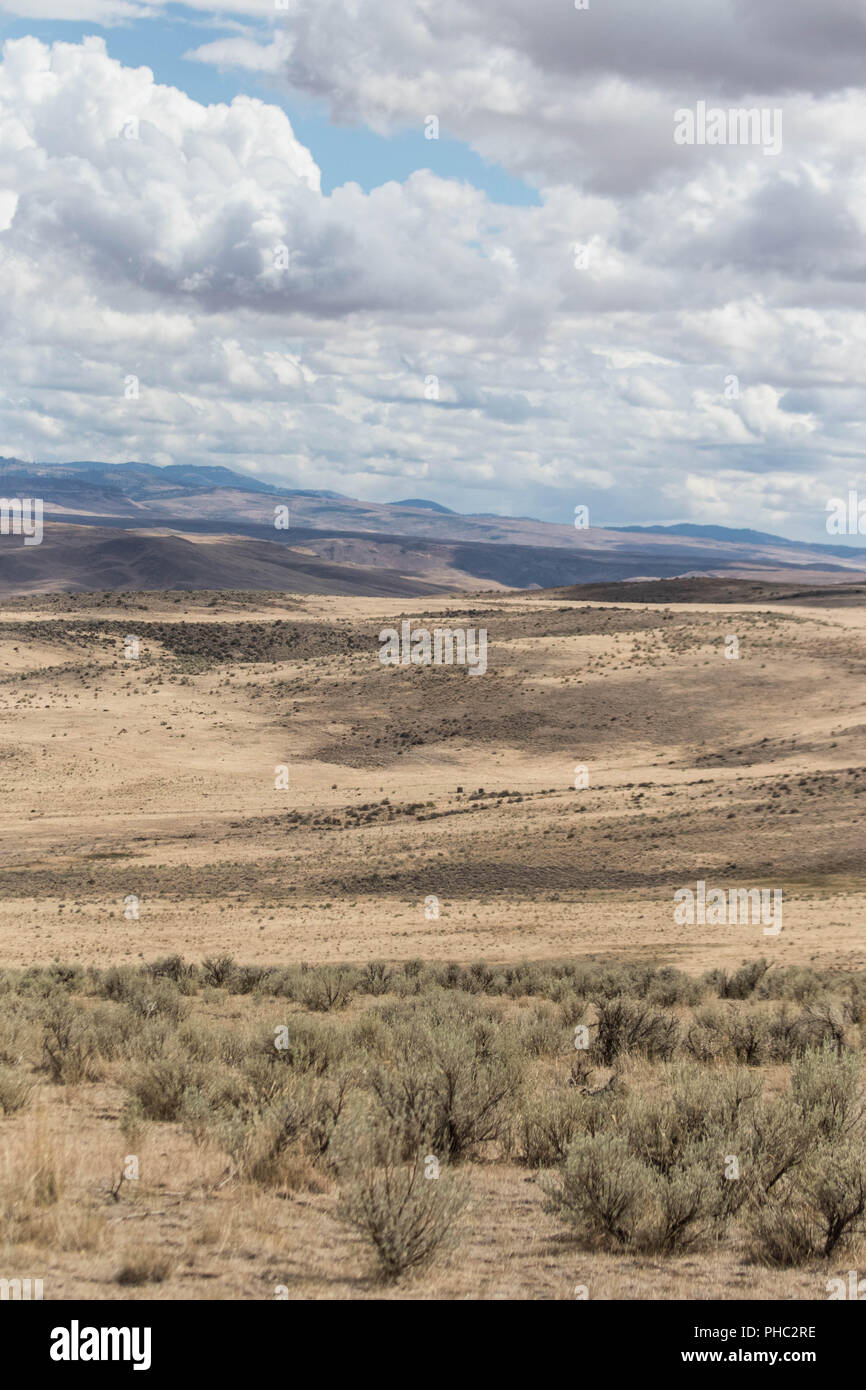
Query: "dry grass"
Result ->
[[0, 591, 864, 974], [1, 587, 865, 1300], [0, 957, 864, 1299]]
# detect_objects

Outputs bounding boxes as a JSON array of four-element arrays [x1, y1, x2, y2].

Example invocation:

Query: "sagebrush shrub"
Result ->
[[547, 1132, 721, 1253], [89, 1003, 172, 1063], [130, 1056, 210, 1120], [706, 959, 770, 1001], [790, 1044, 861, 1140], [252, 1016, 343, 1076], [545, 1134, 649, 1246], [0, 1063, 32, 1114], [298, 967, 356, 1013], [96, 969, 187, 1025], [359, 962, 392, 996], [516, 1090, 592, 1167], [334, 1126, 466, 1282], [746, 1198, 818, 1267], [646, 967, 704, 1009], [368, 1002, 521, 1158], [39, 994, 100, 1085], [747, 1144, 866, 1265], [237, 1072, 354, 1183], [144, 955, 197, 993], [201, 955, 236, 989], [593, 998, 678, 1065]]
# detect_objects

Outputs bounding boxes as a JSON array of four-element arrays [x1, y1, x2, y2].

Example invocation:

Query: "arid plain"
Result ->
[[0, 584, 864, 972], [1, 582, 866, 1301]]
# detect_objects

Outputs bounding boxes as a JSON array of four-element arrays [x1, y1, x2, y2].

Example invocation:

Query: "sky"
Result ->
[[0, 1, 865, 539]]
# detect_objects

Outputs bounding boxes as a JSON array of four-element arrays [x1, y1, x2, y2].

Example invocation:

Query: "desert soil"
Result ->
[[0, 588, 863, 975]]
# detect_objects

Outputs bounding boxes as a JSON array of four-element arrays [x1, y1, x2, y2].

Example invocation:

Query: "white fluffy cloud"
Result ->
[[187, 1, 866, 192], [2, 28, 866, 536], [0, 0, 262, 19]]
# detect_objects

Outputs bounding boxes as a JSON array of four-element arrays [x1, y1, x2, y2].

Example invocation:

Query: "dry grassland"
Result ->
[[1, 586, 865, 1299]]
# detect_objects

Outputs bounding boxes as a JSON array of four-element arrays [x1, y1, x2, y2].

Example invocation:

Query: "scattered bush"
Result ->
[[3, 955, 865, 1285], [593, 998, 678, 1065], [545, 1133, 649, 1246], [334, 1127, 466, 1282], [39, 994, 100, 1085], [298, 967, 356, 1013], [115, 1251, 173, 1285], [0, 1063, 33, 1114], [201, 955, 236, 989], [516, 1090, 594, 1167], [368, 1000, 521, 1158], [706, 959, 771, 1000], [747, 1144, 866, 1264], [130, 1057, 211, 1121]]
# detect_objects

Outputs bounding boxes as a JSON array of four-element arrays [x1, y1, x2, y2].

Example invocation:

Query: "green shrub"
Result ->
[[747, 1144, 866, 1264], [212, 1068, 356, 1184], [516, 1090, 592, 1167], [646, 967, 703, 1008], [349, 1010, 390, 1057], [706, 959, 770, 1000], [547, 1131, 720, 1253], [252, 1017, 343, 1076], [96, 969, 187, 1024], [625, 1063, 760, 1175], [334, 1128, 466, 1282], [369, 1002, 521, 1158], [298, 967, 356, 1013], [513, 1006, 565, 1058], [358, 962, 393, 996], [790, 1044, 861, 1141], [739, 1091, 814, 1202], [130, 1057, 211, 1120], [593, 998, 678, 1065], [0, 1063, 33, 1114], [201, 955, 236, 989], [746, 1198, 818, 1267], [545, 1134, 649, 1246], [683, 1005, 732, 1064], [39, 994, 100, 1085], [88, 1003, 172, 1063], [178, 1070, 254, 1145], [143, 955, 198, 994]]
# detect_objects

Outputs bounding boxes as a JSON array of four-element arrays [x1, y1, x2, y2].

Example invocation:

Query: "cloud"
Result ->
[[0, 0, 267, 19], [180, 0, 866, 196], [1, 33, 866, 539], [0, 0, 160, 21]]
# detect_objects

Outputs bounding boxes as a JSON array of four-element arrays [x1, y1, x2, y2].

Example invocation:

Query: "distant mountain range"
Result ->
[[609, 522, 865, 558], [0, 458, 864, 596]]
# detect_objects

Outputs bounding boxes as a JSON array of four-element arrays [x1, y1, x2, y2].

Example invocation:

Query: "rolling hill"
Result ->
[[2, 459, 866, 596]]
